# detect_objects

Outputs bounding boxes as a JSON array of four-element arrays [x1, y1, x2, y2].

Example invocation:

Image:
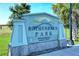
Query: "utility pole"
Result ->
[[70, 3, 74, 45]]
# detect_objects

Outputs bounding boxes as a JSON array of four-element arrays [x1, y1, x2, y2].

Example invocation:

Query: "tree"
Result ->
[[9, 3, 30, 19], [52, 3, 79, 40], [52, 4, 70, 26], [8, 3, 31, 29]]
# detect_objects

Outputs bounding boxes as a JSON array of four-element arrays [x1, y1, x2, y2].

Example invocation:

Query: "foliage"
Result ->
[[52, 3, 79, 26], [9, 3, 30, 19], [8, 3, 31, 29], [52, 3, 79, 40], [0, 33, 11, 56]]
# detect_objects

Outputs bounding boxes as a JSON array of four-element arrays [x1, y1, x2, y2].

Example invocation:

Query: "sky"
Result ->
[[0, 3, 55, 25]]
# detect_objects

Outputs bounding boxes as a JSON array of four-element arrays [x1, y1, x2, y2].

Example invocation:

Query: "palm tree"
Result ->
[[52, 3, 79, 41], [9, 3, 30, 19], [8, 3, 31, 29], [52, 4, 70, 26]]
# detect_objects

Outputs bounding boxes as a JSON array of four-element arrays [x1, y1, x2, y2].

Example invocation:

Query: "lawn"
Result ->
[[64, 28, 70, 40], [65, 28, 79, 45], [0, 33, 11, 56], [0, 28, 79, 56]]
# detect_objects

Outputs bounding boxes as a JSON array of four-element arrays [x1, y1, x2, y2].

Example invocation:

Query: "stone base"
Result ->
[[9, 40, 67, 56]]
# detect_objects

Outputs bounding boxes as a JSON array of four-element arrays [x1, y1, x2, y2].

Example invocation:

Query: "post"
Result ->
[[70, 3, 74, 45]]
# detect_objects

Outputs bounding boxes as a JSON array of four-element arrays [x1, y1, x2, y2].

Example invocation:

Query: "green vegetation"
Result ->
[[9, 3, 30, 19], [52, 3, 79, 40], [65, 27, 70, 40], [52, 4, 79, 26], [0, 33, 11, 56], [8, 3, 31, 29], [65, 27, 79, 45]]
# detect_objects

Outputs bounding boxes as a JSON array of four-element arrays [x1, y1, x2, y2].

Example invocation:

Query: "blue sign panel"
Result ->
[[26, 20, 58, 44]]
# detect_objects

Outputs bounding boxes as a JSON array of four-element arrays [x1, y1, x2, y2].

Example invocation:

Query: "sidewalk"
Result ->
[[39, 44, 79, 56]]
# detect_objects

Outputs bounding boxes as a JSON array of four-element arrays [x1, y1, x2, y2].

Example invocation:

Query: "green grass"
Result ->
[[64, 28, 70, 40], [65, 28, 79, 45], [0, 33, 11, 56]]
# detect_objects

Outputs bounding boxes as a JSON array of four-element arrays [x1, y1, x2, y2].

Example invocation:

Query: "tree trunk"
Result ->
[[72, 16, 77, 40]]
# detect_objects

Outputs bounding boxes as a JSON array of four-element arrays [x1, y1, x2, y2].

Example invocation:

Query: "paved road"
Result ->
[[39, 45, 79, 56]]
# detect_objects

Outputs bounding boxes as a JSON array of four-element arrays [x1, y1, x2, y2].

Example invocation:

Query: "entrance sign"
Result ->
[[27, 22, 58, 43], [9, 13, 67, 56]]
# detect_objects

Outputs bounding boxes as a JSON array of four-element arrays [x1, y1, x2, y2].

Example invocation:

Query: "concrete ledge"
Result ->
[[9, 40, 66, 56]]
